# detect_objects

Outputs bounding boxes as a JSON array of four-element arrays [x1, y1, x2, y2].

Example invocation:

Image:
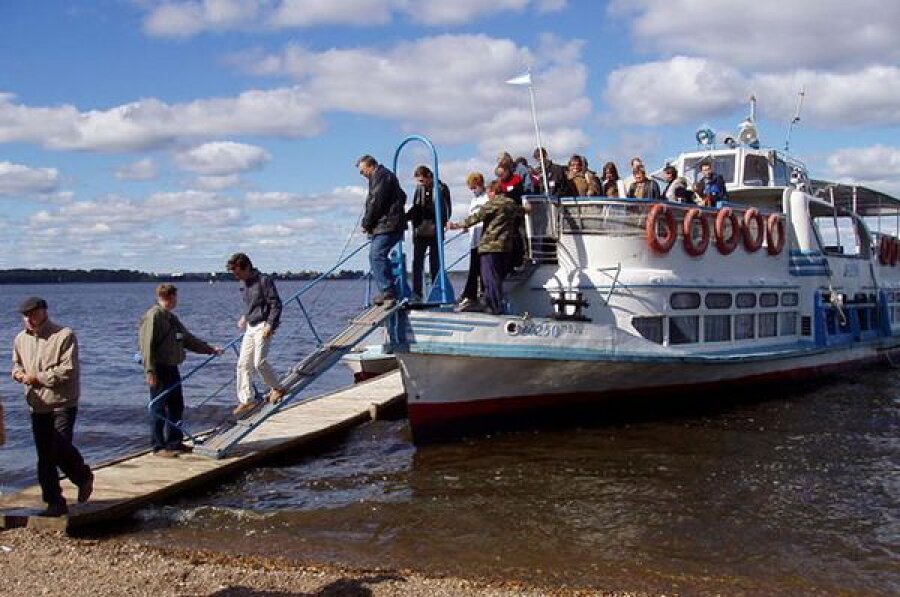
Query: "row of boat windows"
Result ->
[[671, 291, 799, 310], [634, 312, 799, 345]]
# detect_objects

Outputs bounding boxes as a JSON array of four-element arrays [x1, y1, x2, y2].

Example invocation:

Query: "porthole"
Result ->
[[736, 292, 757, 308], [705, 292, 732, 309], [671, 292, 701, 310]]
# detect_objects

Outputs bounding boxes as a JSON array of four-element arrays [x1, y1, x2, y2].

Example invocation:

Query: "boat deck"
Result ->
[[0, 371, 405, 531]]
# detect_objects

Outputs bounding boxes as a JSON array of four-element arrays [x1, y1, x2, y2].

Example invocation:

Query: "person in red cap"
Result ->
[[12, 296, 93, 517]]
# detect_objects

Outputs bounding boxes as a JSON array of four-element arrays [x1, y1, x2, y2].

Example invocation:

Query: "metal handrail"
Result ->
[[147, 239, 373, 441]]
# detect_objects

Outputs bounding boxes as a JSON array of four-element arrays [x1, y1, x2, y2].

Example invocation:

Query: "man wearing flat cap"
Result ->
[[12, 296, 93, 517]]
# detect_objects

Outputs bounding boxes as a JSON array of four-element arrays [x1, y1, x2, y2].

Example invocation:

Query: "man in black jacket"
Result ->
[[406, 164, 451, 301], [532, 147, 575, 197], [227, 252, 285, 418], [358, 155, 407, 305]]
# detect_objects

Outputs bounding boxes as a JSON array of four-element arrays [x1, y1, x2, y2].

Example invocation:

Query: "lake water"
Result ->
[[1, 281, 898, 594]]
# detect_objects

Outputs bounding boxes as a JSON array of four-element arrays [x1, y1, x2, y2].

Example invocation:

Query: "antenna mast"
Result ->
[[784, 87, 805, 153]]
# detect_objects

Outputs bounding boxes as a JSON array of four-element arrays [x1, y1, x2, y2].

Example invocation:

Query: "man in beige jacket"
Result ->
[[12, 296, 93, 516]]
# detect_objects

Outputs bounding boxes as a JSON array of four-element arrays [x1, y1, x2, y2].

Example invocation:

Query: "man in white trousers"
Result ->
[[227, 252, 286, 418]]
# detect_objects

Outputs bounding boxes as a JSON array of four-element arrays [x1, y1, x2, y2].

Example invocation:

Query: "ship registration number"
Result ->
[[515, 322, 584, 337]]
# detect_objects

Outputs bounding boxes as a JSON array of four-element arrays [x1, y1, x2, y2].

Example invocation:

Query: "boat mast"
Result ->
[[784, 87, 805, 153]]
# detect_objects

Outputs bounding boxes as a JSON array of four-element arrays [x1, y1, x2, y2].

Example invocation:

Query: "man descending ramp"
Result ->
[[194, 300, 406, 459]]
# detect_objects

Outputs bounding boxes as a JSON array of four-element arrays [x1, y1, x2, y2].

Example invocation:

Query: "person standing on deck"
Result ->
[[12, 296, 93, 517], [139, 284, 222, 458], [457, 172, 489, 311], [448, 181, 524, 315], [227, 252, 286, 418], [406, 165, 452, 302], [358, 154, 407, 306]]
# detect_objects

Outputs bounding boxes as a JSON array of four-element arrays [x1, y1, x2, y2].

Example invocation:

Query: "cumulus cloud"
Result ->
[[142, 0, 559, 37], [0, 161, 60, 196], [0, 89, 324, 152], [604, 58, 900, 128], [233, 34, 592, 157], [826, 145, 900, 194], [246, 185, 366, 216], [175, 141, 271, 175], [612, 0, 900, 71], [116, 157, 158, 181]]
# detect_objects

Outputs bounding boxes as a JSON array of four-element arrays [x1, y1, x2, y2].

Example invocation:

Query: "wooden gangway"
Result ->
[[0, 371, 405, 531]]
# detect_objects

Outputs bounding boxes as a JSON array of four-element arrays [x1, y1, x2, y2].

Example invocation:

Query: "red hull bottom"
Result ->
[[407, 352, 888, 443]]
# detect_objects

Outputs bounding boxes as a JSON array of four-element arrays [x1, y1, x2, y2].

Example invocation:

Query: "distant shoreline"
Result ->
[[0, 269, 366, 284]]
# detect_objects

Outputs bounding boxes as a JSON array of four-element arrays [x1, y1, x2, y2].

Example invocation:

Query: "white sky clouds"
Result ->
[[613, 0, 900, 70], [174, 141, 271, 175], [116, 158, 158, 181], [0, 161, 59, 196], [142, 0, 567, 37]]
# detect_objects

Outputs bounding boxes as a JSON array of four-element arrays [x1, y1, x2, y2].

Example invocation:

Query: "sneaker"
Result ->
[[267, 387, 286, 405], [373, 292, 397, 307], [153, 449, 180, 458], [233, 401, 259, 418], [459, 299, 484, 312], [77, 472, 94, 504], [42, 501, 68, 517], [168, 443, 193, 454]]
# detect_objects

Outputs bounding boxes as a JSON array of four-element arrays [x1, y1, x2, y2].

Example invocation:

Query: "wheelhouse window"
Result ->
[[684, 155, 736, 185], [773, 159, 790, 186], [744, 155, 770, 187]]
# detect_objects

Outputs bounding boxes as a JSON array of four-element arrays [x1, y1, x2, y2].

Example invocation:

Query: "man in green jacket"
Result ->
[[139, 284, 222, 457], [12, 296, 94, 516]]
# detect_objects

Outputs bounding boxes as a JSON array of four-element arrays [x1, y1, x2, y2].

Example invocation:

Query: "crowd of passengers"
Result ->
[[359, 148, 731, 315]]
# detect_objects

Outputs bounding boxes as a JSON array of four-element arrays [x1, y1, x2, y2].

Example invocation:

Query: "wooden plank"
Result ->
[[0, 371, 405, 531]]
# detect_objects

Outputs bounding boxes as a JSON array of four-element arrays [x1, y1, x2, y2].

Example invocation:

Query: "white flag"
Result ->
[[505, 71, 532, 86]]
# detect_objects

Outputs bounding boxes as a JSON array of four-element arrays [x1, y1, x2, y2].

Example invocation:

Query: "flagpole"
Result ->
[[527, 78, 551, 196], [508, 69, 550, 196]]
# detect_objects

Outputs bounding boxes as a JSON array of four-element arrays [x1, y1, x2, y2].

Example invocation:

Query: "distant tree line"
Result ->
[[0, 268, 366, 284]]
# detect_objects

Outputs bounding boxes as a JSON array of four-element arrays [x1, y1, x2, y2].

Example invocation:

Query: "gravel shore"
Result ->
[[0, 528, 636, 597]]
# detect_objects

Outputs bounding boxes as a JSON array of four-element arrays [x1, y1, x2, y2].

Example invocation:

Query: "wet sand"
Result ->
[[0, 528, 640, 597]]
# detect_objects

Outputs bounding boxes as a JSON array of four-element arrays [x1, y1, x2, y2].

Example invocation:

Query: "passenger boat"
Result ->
[[393, 114, 900, 442]]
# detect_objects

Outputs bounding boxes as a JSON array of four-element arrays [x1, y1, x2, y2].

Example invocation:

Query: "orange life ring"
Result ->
[[742, 208, 765, 252], [715, 207, 740, 255], [766, 214, 786, 256], [892, 238, 900, 266], [646, 203, 677, 254], [682, 208, 709, 256]]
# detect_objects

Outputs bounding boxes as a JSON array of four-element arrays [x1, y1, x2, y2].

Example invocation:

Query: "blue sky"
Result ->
[[2, 0, 900, 273]]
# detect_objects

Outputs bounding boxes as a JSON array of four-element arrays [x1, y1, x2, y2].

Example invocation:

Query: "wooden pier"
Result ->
[[0, 371, 405, 532]]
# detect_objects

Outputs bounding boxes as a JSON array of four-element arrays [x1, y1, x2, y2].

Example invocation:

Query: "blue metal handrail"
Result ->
[[392, 135, 454, 305], [147, 240, 373, 442]]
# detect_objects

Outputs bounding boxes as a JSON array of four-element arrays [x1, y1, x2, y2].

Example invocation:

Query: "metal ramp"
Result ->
[[194, 300, 405, 459]]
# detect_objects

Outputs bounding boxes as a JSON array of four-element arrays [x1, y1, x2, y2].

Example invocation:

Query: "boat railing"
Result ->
[[146, 240, 374, 445], [556, 197, 784, 244]]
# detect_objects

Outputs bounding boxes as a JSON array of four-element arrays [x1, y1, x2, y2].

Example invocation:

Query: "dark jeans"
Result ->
[[369, 230, 403, 294], [149, 364, 185, 451], [480, 252, 509, 315], [412, 234, 439, 298], [30, 407, 91, 506], [461, 248, 482, 301]]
